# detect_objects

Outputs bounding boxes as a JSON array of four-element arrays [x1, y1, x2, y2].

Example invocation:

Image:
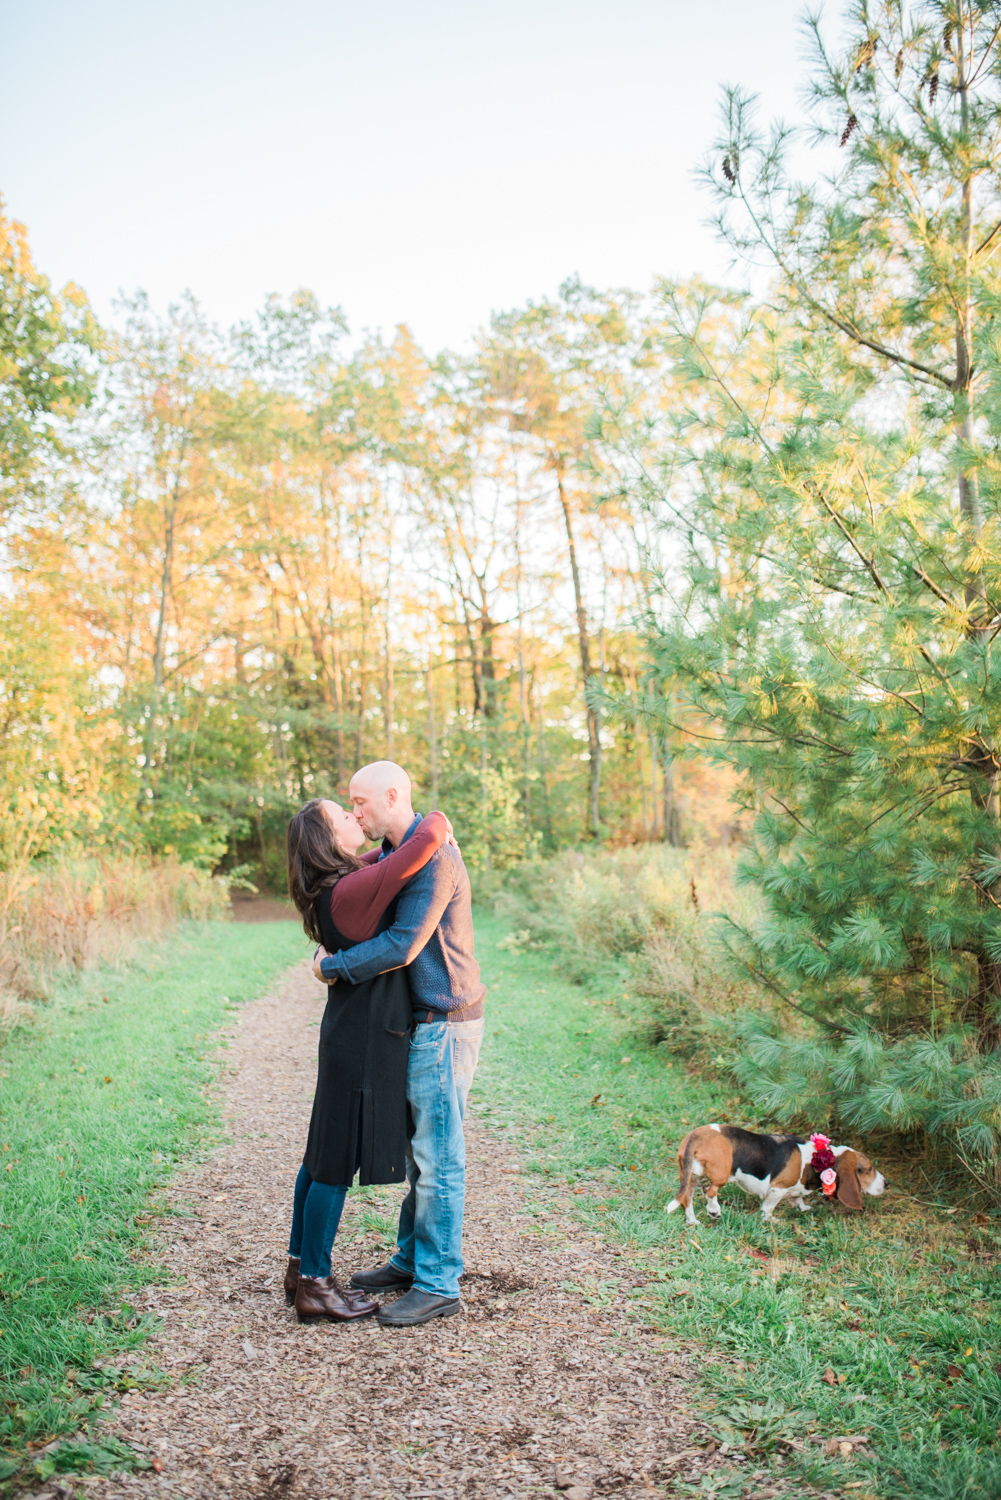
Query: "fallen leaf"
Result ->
[[749, 1248, 770, 1263], [947, 1363, 963, 1379], [151, 1459, 164, 1473], [822, 1368, 838, 1385], [973, 1212, 990, 1226]]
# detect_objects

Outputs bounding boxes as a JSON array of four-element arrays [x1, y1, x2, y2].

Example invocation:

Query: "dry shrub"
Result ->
[[0, 854, 230, 1024], [496, 843, 772, 1054]]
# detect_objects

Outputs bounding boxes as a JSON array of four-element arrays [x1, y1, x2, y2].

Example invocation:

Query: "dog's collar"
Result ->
[[809, 1133, 838, 1196]]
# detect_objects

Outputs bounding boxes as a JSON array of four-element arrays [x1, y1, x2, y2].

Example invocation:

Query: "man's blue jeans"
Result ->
[[390, 1017, 484, 1299]]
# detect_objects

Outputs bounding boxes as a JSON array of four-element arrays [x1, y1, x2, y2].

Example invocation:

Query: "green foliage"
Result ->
[[477, 911, 1001, 1500], [593, 2, 1001, 1181], [0, 197, 98, 520], [0, 918, 303, 1487], [2, 215, 709, 889], [437, 725, 540, 871], [731, 1013, 1001, 1183]]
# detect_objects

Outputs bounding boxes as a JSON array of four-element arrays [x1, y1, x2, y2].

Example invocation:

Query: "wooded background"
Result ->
[[5, 0, 1001, 1176], [1, 253, 729, 888]]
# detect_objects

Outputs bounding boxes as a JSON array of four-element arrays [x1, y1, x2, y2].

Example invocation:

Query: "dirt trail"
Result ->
[[91, 963, 711, 1500]]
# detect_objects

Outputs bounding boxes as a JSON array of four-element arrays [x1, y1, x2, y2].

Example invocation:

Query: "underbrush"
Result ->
[[476, 912, 1001, 1500], [0, 856, 231, 1032], [495, 846, 1001, 1205], [0, 918, 304, 1492], [494, 844, 773, 1064]]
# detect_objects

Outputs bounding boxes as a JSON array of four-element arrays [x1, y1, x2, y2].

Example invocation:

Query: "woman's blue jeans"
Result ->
[[288, 1165, 349, 1278]]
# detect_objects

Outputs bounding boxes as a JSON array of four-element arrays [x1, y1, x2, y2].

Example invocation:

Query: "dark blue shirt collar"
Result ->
[[381, 812, 422, 857]]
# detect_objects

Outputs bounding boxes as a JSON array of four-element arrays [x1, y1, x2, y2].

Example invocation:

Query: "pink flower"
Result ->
[[810, 1131, 838, 1178], [820, 1167, 837, 1197]]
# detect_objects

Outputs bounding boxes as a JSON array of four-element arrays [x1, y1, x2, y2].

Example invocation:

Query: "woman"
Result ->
[[284, 798, 451, 1324]]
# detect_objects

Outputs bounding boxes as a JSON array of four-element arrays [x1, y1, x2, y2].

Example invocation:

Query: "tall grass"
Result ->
[[0, 856, 230, 1029], [495, 844, 773, 1054], [0, 918, 304, 1491]]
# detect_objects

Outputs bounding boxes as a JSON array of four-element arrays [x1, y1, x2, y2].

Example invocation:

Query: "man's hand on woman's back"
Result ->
[[313, 947, 336, 984]]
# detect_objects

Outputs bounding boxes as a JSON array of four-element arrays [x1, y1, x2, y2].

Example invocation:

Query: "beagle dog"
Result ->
[[667, 1123, 886, 1224]]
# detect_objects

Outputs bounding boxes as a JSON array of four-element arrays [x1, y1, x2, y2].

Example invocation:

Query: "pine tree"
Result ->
[[617, 2, 1001, 1162]]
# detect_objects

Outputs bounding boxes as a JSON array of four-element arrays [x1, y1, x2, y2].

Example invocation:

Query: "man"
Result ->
[[312, 760, 485, 1328]]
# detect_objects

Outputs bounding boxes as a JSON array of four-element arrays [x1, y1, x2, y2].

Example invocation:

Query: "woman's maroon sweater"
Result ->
[[327, 810, 449, 942]]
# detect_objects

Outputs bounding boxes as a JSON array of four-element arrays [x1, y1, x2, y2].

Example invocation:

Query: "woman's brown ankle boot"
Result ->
[[284, 1256, 300, 1306], [295, 1275, 378, 1324]]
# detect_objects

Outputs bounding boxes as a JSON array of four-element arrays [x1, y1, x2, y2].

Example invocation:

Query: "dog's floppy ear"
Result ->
[[834, 1150, 864, 1211]]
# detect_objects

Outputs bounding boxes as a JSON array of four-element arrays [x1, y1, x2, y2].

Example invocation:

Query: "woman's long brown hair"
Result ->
[[286, 799, 364, 943]]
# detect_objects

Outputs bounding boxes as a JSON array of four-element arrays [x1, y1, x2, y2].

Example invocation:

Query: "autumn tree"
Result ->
[[480, 281, 639, 838]]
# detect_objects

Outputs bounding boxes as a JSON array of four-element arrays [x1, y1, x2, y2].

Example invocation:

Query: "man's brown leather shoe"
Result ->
[[349, 1261, 415, 1292], [294, 1275, 378, 1324], [284, 1256, 300, 1306]]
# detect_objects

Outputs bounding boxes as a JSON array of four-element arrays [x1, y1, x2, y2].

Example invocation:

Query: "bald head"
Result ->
[[349, 761, 415, 846]]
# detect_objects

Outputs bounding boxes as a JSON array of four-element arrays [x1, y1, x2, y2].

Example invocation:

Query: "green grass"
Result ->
[[474, 911, 1001, 1500], [0, 918, 304, 1490]]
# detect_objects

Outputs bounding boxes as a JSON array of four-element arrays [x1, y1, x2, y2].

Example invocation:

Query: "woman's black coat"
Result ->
[[301, 895, 411, 1187]]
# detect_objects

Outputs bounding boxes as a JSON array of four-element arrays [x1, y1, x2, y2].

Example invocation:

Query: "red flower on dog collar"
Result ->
[[810, 1133, 838, 1196]]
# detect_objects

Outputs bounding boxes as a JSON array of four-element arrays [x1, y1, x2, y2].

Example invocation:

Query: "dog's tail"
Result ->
[[667, 1131, 697, 1214]]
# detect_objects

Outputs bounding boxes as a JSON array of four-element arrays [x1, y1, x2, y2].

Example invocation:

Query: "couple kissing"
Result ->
[[283, 760, 485, 1329]]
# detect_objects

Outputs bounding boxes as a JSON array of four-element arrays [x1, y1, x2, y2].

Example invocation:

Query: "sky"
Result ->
[[0, 0, 826, 354]]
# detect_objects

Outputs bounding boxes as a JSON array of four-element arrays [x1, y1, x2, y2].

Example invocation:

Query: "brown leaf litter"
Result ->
[[26, 961, 801, 1499]]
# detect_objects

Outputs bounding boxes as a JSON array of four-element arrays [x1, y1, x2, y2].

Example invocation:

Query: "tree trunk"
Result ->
[[661, 745, 683, 847], [478, 598, 497, 718], [956, 11, 1001, 1049], [514, 502, 532, 820], [479, 711, 491, 872], [331, 625, 345, 791], [318, 481, 345, 789], [460, 601, 482, 715], [384, 598, 394, 758], [426, 662, 439, 803], [140, 453, 183, 809], [355, 570, 368, 770], [537, 695, 554, 850], [554, 461, 601, 837]]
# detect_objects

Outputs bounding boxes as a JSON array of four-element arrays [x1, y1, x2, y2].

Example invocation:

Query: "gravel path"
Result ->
[[90, 962, 711, 1500]]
